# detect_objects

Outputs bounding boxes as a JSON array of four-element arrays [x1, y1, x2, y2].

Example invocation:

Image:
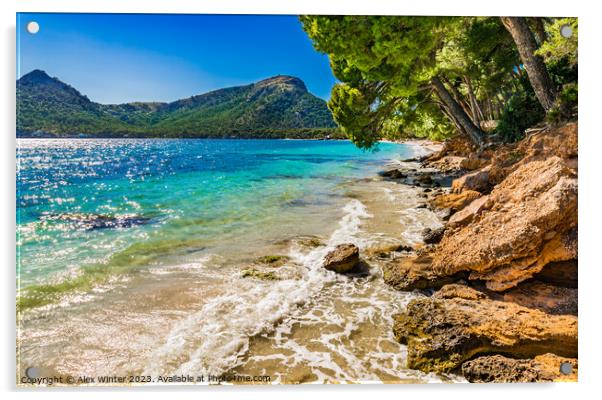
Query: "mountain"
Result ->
[[16, 70, 339, 138]]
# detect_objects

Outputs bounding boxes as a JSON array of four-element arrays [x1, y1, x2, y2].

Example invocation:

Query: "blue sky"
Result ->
[[17, 13, 336, 104]]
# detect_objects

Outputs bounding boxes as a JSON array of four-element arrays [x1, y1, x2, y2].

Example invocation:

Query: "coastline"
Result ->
[[377, 123, 578, 382], [19, 139, 458, 385]]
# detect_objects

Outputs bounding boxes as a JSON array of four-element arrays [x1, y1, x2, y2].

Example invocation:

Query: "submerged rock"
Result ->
[[461, 353, 578, 383], [241, 268, 280, 281], [393, 296, 577, 373], [42, 212, 152, 230], [254, 255, 290, 267], [322, 243, 359, 273]]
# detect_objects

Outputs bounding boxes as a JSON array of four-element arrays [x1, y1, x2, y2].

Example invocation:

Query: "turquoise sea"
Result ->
[[18, 139, 410, 294], [17, 138, 455, 383]]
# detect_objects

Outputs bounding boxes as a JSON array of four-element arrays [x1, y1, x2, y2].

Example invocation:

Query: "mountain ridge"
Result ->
[[17, 70, 339, 139]]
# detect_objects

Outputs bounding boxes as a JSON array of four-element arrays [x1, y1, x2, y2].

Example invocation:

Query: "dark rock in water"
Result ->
[[42, 213, 152, 230], [322, 243, 359, 273], [423, 188, 432, 193], [241, 268, 280, 281], [254, 255, 290, 268], [461, 353, 578, 382], [415, 173, 433, 185], [379, 169, 407, 179], [416, 204, 427, 209], [422, 227, 446, 244]]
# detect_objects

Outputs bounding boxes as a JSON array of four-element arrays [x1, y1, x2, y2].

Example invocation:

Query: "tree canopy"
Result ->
[[300, 16, 578, 149]]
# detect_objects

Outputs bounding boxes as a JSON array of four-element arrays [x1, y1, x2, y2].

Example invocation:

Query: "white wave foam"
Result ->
[[143, 199, 372, 377]]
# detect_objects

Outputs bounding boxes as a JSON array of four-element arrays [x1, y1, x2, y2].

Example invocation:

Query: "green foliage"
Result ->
[[301, 16, 578, 149], [494, 76, 545, 142], [536, 18, 578, 66], [547, 83, 578, 124], [17, 71, 338, 139]]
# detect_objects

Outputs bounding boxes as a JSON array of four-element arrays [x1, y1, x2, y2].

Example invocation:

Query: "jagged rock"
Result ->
[[364, 243, 413, 258], [500, 280, 577, 315], [415, 173, 433, 185], [461, 353, 578, 383], [322, 244, 359, 273], [379, 169, 407, 179], [254, 255, 290, 267], [422, 227, 446, 244], [451, 166, 491, 193], [393, 296, 578, 373], [447, 195, 491, 228], [382, 254, 465, 291], [429, 156, 466, 172], [433, 284, 488, 300], [536, 260, 578, 288], [432, 157, 577, 291], [460, 154, 489, 171], [430, 190, 481, 212], [241, 268, 280, 281]]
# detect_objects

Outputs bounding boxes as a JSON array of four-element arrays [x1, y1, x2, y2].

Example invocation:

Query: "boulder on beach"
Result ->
[[382, 254, 466, 291], [393, 296, 578, 373], [379, 169, 407, 179], [322, 243, 359, 273], [461, 353, 578, 383], [433, 156, 578, 291]]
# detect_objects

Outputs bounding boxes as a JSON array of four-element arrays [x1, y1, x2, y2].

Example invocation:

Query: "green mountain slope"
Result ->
[[17, 70, 338, 138]]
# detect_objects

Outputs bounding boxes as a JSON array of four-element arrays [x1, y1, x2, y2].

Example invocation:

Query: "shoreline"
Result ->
[[377, 123, 578, 382], [19, 139, 454, 385]]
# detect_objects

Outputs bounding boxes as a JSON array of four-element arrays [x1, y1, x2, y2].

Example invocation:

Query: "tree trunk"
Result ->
[[432, 76, 485, 146], [528, 17, 547, 45], [464, 76, 484, 125], [501, 17, 557, 111]]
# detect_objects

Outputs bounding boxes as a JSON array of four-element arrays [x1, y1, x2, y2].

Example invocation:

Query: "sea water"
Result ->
[[17, 138, 458, 384]]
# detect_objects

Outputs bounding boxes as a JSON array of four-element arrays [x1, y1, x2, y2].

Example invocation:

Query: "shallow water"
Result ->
[[17, 138, 459, 384]]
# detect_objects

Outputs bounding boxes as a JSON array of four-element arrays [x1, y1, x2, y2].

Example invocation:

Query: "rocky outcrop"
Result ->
[[422, 227, 446, 244], [382, 254, 466, 291], [379, 169, 407, 179], [433, 156, 577, 291], [393, 296, 578, 373], [461, 353, 577, 383], [447, 195, 491, 228], [451, 166, 491, 193], [432, 283, 488, 300], [500, 280, 577, 315], [430, 190, 481, 212], [322, 244, 359, 273], [384, 123, 578, 382]]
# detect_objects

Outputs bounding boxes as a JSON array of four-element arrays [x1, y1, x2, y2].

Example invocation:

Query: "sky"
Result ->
[[16, 13, 336, 104]]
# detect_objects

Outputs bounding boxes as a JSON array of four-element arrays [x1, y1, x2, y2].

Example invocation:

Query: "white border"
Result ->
[[2, 1, 600, 399]]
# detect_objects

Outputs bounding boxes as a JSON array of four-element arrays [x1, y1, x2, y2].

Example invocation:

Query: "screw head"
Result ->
[[25, 366, 40, 379], [559, 362, 573, 375], [26, 21, 40, 34], [560, 24, 573, 38]]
